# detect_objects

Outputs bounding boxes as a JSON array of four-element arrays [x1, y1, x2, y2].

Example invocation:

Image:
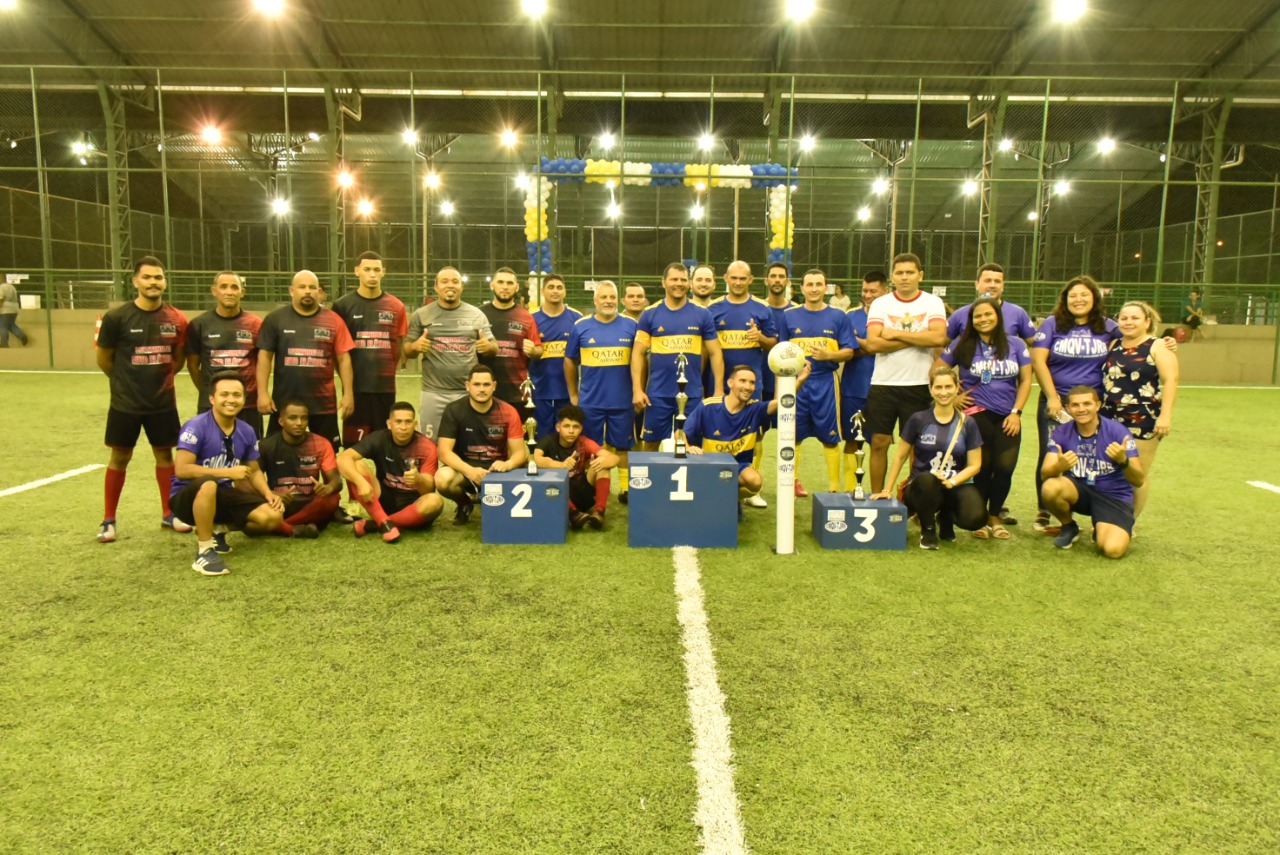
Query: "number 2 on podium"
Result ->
[[670, 466, 694, 501], [511, 483, 533, 518]]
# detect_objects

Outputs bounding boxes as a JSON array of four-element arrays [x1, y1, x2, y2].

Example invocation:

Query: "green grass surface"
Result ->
[[2, 373, 1278, 852]]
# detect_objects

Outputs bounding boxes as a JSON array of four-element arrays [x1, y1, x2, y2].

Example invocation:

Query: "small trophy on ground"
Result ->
[[851, 410, 867, 500], [673, 352, 689, 459], [520, 378, 538, 475]]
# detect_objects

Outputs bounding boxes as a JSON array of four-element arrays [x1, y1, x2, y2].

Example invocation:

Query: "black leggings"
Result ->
[[973, 409, 1021, 518], [907, 476, 987, 532], [1034, 393, 1052, 512]]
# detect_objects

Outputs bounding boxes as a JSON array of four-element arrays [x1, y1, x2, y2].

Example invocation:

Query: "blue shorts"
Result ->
[[582, 407, 637, 451], [840, 395, 869, 442], [641, 396, 704, 443], [534, 397, 570, 440], [796, 374, 841, 444]]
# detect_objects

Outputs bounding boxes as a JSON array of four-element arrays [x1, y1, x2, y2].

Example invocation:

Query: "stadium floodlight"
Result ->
[[598, 132, 616, 150], [856, 206, 872, 222], [962, 180, 979, 196], [1027, 211, 1039, 221], [500, 129, 519, 149], [424, 171, 441, 189], [515, 172, 530, 190], [521, 0, 547, 19], [606, 201, 622, 219], [307, 131, 320, 140], [1097, 137, 1117, 154], [872, 178, 890, 195], [356, 199, 374, 218], [785, 0, 816, 23], [691, 204, 705, 220], [1050, 0, 1087, 24], [440, 200, 455, 217], [798, 134, 816, 153], [271, 198, 290, 216], [253, 0, 285, 16], [200, 124, 223, 145], [998, 138, 1014, 152], [698, 133, 715, 152], [71, 140, 88, 156], [0, 0, 18, 11], [336, 170, 354, 189], [401, 129, 417, 145], [1053, 180, 1071, 196]]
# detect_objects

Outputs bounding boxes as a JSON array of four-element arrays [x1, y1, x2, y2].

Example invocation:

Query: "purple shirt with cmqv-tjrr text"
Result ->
[[1048, 415, 1139, 503]]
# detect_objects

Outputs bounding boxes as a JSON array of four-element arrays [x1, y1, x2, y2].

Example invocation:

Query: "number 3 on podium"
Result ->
[[670, 465, 694, 501]]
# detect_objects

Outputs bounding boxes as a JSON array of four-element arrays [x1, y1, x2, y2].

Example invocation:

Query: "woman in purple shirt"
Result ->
[[939, 296, 1032, 540], [1030, 276, 1118, 532]]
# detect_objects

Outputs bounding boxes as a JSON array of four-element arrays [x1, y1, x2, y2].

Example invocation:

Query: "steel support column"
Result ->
[[96, 82, 133, 296], [325, 88, 346, 292], [1192, 97, 1233, 285]]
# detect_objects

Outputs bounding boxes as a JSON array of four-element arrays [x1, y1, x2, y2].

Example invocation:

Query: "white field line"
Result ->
[[673, 545, 749, 855], [0, 464, 105, 498], [1246, 481, 1280, 495]]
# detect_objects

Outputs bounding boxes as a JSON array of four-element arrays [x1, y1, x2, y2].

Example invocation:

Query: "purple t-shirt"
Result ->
[[1033, 316, 1120, 399], [900, 409, 984, 481], [1048, 415, 1139, 503], [946, 300, 1037, 341], [170, 410, 261, 496], [940, 336, 1031, 415]]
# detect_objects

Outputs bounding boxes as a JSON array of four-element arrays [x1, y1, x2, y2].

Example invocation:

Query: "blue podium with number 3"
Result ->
[[480, 469, 571, 545], [811, 493, 908, 550], [626, 452, 739, 548]]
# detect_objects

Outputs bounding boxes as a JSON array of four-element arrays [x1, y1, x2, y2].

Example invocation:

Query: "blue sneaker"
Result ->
[[212, 531, 231, 554], [192, 548, 230, 576], [97, 519, 117, 544], [1053, 520, 1081, 549], [162, 514, 193, 533]]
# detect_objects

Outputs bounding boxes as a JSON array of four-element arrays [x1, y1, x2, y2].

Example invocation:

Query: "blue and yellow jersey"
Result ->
[[636, 301, 718, 398], [780, 304, 857, 377], [565, 314, 637, 411], [530, 306, 583, 399], [839, 306, 875, 397], [708, 296, 777, 388], [682, 397, 771, 470]]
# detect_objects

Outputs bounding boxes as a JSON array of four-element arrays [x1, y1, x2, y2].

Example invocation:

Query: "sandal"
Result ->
[[990, 523, 1012, 540], [971, 525, 992, 539]]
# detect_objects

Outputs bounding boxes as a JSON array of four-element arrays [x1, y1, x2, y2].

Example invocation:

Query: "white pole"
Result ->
[[774, 374, 798, 554]]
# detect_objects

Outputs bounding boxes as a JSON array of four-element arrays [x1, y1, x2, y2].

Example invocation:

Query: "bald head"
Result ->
[[289, 269, 323, 314], [724, 259, 753, 299]]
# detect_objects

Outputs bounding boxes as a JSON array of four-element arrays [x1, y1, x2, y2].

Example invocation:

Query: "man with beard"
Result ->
[[257, 400, 341, 539], [529, 272, 582, 439], [185, 271, 263, 436], [332, 251, 409, 446], [479, 266, 543, 408]]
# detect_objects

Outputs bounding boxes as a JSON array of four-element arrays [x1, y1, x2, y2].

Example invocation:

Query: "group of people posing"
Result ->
[[92, 250, 1176, 574]]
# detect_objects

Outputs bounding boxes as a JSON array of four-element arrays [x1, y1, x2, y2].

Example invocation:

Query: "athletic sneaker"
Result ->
[[618, 491, 629, 505], [939, 521, 957, 542], [332, 507, 357, 525], [1053, 520, 1081, 549], [353, 519, 371, 538], [570, 511, 591, 530], [453, 500, 474, 526], [1033, 510, 1052, 532], [192, 548, 230, 576], [97, 519, 117, 544], [737, 502, 746, 524], [291, 524, 320, 539], [794, 480, 809, 498], [212, 531, 231, 554], [378, 521, 401, 543], [586, 510, 605, 531], [745, 494, 768, 508], [919, 529, 939, 550], [161, 514, 193, 533], [999, 507, 1018, 526]]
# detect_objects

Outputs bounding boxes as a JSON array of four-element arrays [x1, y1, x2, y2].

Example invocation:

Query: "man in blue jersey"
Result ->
[[780, 269, 857, 496], [1041, 385, 1143, 558], [631, 262, 724, 451], [565, 281, 639, 504], [840, 271, 889, 490], [681, 365, 782, 522], [529, 273, 583, 439]]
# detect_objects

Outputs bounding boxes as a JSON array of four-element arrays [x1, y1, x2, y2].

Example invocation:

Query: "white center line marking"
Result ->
[[1246, 480, 1280, 495], [0, 464, 105, 498], [673, 545, 749, 855]]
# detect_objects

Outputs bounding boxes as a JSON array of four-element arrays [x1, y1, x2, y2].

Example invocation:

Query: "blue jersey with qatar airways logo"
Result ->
[[637, 301, 717, 398], [779, 304, 857, 377], [708, 296, 777, 390], [682, 398, 771, 471], [530, 305, 583, 400]]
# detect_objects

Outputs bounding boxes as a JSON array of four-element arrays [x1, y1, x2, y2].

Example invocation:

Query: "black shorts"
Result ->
[[1065, 475, 1136, 535], [269, 411, 340, 450], [377, 489, 418, 516], [865, 385, 932, 438], [170, 477, 268, 529], [105, 407, 180, 450], [568, 473, 595, 512], [343, 392, 398, 446]]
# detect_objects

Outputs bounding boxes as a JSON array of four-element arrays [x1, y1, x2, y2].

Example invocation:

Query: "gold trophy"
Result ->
[[520, 377, 536, 409], [673, 352, 689, 459], [851, 410, 867, 500], [524, 416, 539, 476]]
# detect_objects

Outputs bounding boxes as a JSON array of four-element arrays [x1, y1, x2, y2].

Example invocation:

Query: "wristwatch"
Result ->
[[1011, 408, 1023, 416]]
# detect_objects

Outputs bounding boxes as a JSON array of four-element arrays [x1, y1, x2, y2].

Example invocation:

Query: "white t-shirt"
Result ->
[[867, 289, 947, 386]]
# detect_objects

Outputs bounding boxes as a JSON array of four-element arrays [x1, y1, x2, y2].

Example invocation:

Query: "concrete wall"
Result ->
[[1, 309, 1277, 386]]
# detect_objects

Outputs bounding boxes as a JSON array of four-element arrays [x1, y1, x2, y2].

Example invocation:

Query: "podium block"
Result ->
[[627, 452, 739, 548], [811, 493, 908, 550], [481, 469, 570, 545]]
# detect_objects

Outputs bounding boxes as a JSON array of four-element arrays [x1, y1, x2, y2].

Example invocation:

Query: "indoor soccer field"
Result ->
[[2, 371, 1277, 853]]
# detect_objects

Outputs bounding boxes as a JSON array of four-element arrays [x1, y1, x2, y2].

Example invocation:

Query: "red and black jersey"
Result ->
[[479, 302, 542, 406], [437, 397, 524, 467], [258, 305, 355, 415], [96, 302, 188, 414], [535, 433, 602, 478], [186, 309, 262, 409], [351, 428, 438, 498], [257, 430, 337, 499], [332, 290, 408, 395]]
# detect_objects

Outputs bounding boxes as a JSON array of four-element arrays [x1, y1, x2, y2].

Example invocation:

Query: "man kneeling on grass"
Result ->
[[1040, 384, 1144, 558], [336, 402, 444, 543], [172, 372, 285, 576], [533, 405, 619, 530], [257, 399, 342, 539]]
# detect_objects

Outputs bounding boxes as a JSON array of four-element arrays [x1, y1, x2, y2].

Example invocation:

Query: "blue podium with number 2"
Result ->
[[627, 452, 739, 548], [812, 493, 908, 550], [480, 469, 571, 545]]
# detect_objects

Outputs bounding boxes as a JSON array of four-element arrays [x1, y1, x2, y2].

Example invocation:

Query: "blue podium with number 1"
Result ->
[[480, 469, 571, 545], [626, 452, 739, 548]]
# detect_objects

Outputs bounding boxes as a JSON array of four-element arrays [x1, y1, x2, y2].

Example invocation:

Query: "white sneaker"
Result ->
[[744, 494, 768, 508]]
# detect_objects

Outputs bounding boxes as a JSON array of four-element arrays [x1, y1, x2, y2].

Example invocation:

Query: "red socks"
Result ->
[[594, 475, 611, 513], [387, 505, 429, 530], [103, 468, 126, 520], [155, 465, 175, 516]]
